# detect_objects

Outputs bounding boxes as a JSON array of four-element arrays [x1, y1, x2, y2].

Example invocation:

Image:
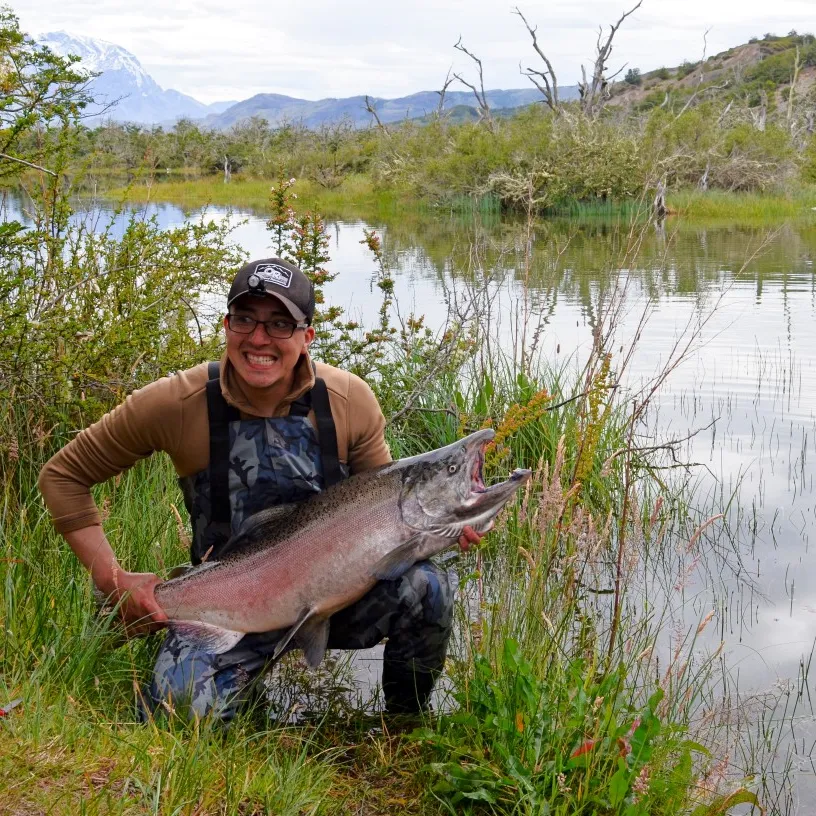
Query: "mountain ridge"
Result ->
[[37, 31, 578, 128], [39, 32, 235, 124], [204, 86, 581, 129]]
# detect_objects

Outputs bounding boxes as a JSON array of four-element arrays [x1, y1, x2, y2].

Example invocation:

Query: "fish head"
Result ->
[[398, 429, 531, 538]]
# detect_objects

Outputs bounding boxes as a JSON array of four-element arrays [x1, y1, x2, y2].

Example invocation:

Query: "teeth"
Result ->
[[246, 354, 277, 367]]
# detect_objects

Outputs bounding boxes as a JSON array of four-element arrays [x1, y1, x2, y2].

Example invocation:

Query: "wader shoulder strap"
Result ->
[[310, 375, 343, 487], [206, 361, 240, 524]]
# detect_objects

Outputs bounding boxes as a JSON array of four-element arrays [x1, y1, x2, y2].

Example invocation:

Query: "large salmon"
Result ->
[[156, 429, 530, 667]]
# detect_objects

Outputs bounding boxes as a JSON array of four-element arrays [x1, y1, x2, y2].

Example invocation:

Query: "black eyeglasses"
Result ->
[[226, 314, 308, 339]]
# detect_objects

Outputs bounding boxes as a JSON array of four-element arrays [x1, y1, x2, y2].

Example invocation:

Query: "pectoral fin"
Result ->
[[371, 535, 424, 581], [170, 620, 245, 654]]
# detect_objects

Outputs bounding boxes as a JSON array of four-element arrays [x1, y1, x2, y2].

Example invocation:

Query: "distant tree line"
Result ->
[[5, 8, 816, 212]]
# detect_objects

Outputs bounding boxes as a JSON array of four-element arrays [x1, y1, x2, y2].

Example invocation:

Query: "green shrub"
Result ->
[[677, 60, 699, 79], [625, 68, 642, 86]]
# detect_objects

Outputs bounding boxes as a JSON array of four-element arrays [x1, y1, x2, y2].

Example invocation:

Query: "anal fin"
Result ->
[[295, 616, 330, 668], [170, 620, 245, 654]]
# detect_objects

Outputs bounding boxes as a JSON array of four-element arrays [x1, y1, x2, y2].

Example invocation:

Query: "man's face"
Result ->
[[224, 296, 315, 390]]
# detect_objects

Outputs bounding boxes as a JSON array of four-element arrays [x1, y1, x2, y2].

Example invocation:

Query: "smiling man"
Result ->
[[39, 257, 480, 721]]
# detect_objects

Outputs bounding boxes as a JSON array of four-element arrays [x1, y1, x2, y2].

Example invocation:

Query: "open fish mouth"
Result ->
[[467, 431, 531, 502], [471, 443, 487, 493]]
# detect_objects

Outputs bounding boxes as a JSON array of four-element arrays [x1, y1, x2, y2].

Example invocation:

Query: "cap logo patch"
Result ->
[[254, 263, 292, 288]]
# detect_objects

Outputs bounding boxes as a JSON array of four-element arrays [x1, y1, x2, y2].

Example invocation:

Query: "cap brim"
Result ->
[[227, 289, 307, 322]]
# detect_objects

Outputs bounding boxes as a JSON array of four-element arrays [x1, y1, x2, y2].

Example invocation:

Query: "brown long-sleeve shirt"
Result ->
[[38, 352, 392, 535]]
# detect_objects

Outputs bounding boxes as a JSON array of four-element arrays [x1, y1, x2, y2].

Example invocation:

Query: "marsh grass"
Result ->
[[107, 174, 404, 219], [670, 188, 816, 221], [1, 351, 756, 815], [107, 175, 816, 226]]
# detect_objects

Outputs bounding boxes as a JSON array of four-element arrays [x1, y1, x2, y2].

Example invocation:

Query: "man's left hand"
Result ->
[[458, 525, 484, 552]]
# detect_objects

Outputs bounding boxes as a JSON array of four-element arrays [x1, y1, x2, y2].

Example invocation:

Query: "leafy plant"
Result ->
[[416, 639, 682, 813]]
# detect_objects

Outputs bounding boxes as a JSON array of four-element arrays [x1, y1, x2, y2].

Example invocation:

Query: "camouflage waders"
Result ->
[[147, 560, 454, 721], [147, 362, 454, 720]]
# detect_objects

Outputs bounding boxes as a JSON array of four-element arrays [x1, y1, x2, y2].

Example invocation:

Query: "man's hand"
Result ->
[[65, 526, 168, 637], [458, 525, 484, 552], [105, 571, 168, 636]]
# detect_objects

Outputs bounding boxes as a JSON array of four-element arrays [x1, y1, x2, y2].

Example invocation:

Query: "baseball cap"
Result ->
[[227, 258, 315, 324]]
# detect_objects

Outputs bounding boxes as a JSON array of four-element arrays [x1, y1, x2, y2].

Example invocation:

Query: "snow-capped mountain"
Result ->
[[38, 32, 234, 124]]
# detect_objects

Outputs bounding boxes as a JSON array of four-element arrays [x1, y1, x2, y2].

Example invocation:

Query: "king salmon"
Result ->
[[155, 429, 530, 667]]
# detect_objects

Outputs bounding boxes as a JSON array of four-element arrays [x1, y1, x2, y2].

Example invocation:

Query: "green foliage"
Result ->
[[803, 135, 816, 183], [416, 639, 697, 813], [0, 10, 245, 447], [624, 68, 642, 86], [677, 60, 699, 79], [644, 103, 799, 191], [0, 7, 93, 180], [654, 67, 671, 81]]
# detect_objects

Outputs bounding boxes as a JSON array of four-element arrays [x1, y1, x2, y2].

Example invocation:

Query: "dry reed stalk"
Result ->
[[169, 502, 191, 550]]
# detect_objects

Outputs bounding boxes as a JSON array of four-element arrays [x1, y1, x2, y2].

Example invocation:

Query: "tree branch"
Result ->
[[453, 36, 493, 129], [364, 95, 390, 136], [513, 7, 560, 112], [0, 152, 56, 176]]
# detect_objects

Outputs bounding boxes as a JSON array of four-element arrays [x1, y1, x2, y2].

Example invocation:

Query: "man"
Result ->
[[39, 257, 480, 721]]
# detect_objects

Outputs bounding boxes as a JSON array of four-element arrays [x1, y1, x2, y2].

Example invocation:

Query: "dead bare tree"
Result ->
[[787, 46, 801, 131], [364, 95, 390, 137], [435, 68, 455, 119], [749, 90, 768, 131], [674, 29, 729, 119], [453, 36, 494, 129], [578, 0, 643, 118], [513, 7, 560, 113]]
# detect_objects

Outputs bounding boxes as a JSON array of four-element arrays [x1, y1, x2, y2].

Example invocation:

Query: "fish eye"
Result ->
[[448, 464, 458, 474]]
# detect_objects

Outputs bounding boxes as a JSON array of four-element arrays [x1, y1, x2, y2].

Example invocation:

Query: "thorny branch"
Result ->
[[0, 152, 56, 176]]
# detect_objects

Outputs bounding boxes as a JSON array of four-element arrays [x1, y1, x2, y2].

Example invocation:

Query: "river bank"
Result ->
[[104, 174, 816, 223]]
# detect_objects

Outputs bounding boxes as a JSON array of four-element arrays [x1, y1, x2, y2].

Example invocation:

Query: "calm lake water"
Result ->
[[8, 194, 816, 807]]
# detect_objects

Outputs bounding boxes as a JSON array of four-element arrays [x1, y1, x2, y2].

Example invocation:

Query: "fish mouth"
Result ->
[[467, 430, 531, 503], [471, 442, 487, 493]]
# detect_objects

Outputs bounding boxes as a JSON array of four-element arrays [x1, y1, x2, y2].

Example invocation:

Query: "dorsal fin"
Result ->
[[221, 503, 299, 557], [236, 503, 299, 538]]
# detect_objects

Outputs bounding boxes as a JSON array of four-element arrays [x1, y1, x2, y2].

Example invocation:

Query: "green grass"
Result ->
[[668, 187, 816, 221], [107, 173, 816, 227], [108, 174, 407, 219]]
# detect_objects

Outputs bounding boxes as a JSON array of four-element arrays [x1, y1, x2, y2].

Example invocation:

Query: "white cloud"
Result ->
[[17, 0, 815, 103]]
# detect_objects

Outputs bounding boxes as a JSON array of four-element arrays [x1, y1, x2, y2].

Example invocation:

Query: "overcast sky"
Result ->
[[17, 0, 816, 103]]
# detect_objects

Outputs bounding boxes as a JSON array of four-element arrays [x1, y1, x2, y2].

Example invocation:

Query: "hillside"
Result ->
[[608, 32, 816, 113]]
